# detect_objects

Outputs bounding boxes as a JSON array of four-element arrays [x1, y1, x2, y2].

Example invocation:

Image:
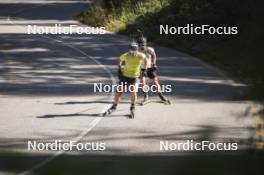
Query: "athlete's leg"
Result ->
[[151, 77, 167, 101], [103, 89, 123, 116], [130, 83, 137, 105], [151, 77, 161, 93], [113, 91, 123, 107], [140, 75, 149, 100], [110, 82, 124, 110], [130, 83, 137, 118], [140, 75, 147, 91]]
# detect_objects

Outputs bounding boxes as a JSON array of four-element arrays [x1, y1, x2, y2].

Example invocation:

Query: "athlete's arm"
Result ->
[[118, 53, 126, 78], [117, 58, 123, 70], [118, 53, 127, 69], [143, 56, 147, 70], [148, 49, 157, 65], [117, 59, 124, 79], [141, 56, 148, 77]]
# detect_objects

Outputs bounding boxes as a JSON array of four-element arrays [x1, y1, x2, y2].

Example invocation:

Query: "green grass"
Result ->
[[76, 0, 264, 101], [77, 0, 169, 32]]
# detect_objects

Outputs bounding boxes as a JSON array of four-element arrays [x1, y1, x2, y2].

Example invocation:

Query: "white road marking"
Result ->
[[18, 117, 102, 175]]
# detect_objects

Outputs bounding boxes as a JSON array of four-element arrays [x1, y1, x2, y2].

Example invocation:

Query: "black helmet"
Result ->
[[130, 42, 138, 51], [137, 37, 147, 46]]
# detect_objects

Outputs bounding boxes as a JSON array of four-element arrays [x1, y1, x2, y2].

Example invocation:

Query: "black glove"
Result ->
[[118, 68, 123, 79], [141, 68, 147, 77], [152, 64, 158, 71]]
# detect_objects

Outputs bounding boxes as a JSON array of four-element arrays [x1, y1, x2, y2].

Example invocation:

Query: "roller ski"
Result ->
[[159, 92, 171, 105], [140, 93, 150, 106], [102, 105, 116, 117], [140, 99, 150, 106], [161, 98, 171, 105]]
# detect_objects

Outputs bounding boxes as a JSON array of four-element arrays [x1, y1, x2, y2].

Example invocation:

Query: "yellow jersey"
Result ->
[[120, 51, 146, 78]]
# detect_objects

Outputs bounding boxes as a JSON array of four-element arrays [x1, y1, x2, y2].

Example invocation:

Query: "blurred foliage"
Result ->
[[77, 0, 169, 31]]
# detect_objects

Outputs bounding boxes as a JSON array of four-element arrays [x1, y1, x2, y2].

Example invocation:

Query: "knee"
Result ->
[[117, 91, 123, 96], [141, 78, 145, 84], [152, 79, 158, 85]]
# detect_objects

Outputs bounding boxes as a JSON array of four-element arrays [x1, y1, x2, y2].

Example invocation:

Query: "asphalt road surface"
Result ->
[[0, 1, 263, 175]]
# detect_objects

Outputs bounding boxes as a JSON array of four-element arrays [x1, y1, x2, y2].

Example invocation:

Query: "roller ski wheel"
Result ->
[[161, 99, 171, 105], [140, 98, 150, 106], [102, 107, 115, 117]]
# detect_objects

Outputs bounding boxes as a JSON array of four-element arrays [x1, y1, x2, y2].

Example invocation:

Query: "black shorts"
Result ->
[[141, 68, 157, 79], [119, 75, 137, 86]]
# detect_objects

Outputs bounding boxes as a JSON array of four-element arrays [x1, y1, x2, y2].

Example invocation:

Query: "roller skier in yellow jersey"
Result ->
[[103, 42, 147, 119]]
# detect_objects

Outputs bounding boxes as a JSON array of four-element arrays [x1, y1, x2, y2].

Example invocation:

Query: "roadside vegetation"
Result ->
[[77, 0, 264, 101]]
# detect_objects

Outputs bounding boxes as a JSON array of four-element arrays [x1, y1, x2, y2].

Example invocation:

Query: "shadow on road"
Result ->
[[36, 113, 99, 118], [55, 100, 131, 105], [36, 113, 128, 118], [0, 120, 261, 174], [0, 150, 263, 175]]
